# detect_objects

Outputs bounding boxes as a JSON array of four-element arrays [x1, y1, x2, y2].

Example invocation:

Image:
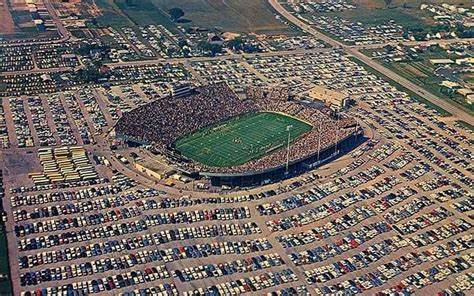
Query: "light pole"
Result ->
[[317, 120, 322, 162], [354, 118, 359, 143], [334, 113, 339, 154], [285, 125, 292, 174]]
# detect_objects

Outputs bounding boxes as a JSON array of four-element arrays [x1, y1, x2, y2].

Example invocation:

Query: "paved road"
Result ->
[[268, 0, 474, 125], [43, 0, 70, 41]]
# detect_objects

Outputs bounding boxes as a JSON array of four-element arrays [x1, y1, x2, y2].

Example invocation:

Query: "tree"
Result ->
[[384, 0, 392, 8], [456, 24, 474, 38], [76, 66, 109, 83], [169, 7, 185, 22], [227, 37, 243, 50], [432, 23, 449, 34], [197, 40, 209, 51], [413, 30, 427, 41], [182, 47, 190, 57], [243, 44, 260, 53], [197, 41, 222, 56], [384, 44, 395, 52], [209, 44, 222, 55], [178, 39, 188, 48]]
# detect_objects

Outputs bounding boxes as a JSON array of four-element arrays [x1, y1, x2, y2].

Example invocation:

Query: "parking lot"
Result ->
[[0, 46, 472, 296]]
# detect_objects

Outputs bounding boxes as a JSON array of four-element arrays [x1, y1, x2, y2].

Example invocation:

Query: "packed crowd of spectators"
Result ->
[[115, 83, 256, 149], [115, 83, 357, 173]]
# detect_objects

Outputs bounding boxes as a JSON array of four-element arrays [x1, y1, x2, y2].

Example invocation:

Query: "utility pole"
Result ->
[[285, 125, 292, 174]]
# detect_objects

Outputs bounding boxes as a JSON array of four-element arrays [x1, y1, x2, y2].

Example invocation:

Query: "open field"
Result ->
[[175, 112, 312, 167], [118, 0, 291, 33], [113, 0, 176, 30], [342, 1, 472, 32], [309, 7, 433, 30], [400, 63, 428, 78], [94, 0, 134, 28]]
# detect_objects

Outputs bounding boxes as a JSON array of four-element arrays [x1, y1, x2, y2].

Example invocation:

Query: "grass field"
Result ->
[[114, 0, 177, 30], [95, 0, 134, 28], [90, 0, 300, 35], [456, 120, 474, 132], [310, 7, 431, 29], [175, 112, 312, 167], [95, 0, 293, 34]]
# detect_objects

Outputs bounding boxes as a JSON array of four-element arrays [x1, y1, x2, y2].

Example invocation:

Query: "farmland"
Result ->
[[98, 0, 291, 33]]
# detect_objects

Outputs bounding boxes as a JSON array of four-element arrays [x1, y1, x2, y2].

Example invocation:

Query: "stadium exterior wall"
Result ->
[[115, 134, 151, 146], [116, 131, 364, 188]]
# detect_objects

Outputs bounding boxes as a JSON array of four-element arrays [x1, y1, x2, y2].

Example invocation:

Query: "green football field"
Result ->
[[175, 112, 313, 167]]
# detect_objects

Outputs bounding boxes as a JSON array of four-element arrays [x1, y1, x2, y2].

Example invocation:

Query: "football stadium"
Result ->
[[115, 83, 361, 187]]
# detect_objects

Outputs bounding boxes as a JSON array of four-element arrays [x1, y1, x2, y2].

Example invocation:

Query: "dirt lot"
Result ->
[[0, 0, 15, 35]]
